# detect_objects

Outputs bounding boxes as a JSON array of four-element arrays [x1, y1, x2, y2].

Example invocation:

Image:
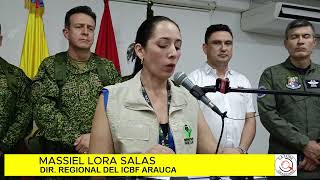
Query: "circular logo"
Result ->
[[275, 154, 297, 176]]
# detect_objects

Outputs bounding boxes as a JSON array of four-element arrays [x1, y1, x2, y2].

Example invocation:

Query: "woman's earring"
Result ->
[[140, 57, 144, 64]]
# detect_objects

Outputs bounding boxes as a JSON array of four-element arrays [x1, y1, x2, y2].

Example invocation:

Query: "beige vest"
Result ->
[[105, 72, 199, 154]]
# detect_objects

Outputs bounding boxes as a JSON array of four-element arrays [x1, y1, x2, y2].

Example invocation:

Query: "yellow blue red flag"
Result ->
[[20, 0, 49, 79]]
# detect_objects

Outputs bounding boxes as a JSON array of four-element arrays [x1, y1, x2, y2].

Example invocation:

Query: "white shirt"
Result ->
[[188, 62, 255, 148]]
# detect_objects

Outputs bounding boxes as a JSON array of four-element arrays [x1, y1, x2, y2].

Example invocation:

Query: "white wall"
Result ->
[[1, 0, 319, 153]]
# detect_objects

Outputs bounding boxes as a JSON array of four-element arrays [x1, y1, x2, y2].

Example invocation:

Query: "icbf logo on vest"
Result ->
[[275, 154, 297, 176]]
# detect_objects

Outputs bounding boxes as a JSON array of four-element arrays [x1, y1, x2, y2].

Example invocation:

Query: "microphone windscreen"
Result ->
[[173, 72, 186, 86], [173, 72, 195, 91]]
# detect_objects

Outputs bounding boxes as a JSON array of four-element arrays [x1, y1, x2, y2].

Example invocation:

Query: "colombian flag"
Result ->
[[20, 0, 49, 79]]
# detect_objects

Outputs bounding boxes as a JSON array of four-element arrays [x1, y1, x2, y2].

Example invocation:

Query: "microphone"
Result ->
[[173, 72, 227, 118]]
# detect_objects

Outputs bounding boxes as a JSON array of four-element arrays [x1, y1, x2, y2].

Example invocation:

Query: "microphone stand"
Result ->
[[201, 78, 320, 155], [201, 78, 320, 96], [202, 86, 320, 97]]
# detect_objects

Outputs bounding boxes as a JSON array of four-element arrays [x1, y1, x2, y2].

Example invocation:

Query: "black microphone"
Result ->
[[173, 72, 227, 118]]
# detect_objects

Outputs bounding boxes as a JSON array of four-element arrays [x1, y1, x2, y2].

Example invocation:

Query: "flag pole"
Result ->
[[147, 0, 154, 19]]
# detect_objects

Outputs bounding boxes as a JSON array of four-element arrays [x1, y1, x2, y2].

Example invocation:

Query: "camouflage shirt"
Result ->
[[0, 57, 32, 152], [32, 53, 121, 150]]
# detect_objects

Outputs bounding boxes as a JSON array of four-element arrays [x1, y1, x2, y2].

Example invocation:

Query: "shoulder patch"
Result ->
[[286, 76, 301, 90], [257, 86, 267, 98]]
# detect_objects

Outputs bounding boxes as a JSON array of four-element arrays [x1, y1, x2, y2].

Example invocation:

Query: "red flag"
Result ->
[[95, 0, 121, 73]]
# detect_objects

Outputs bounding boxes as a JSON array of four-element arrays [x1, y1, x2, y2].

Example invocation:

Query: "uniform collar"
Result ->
[[203, 62, 233, 77], [66, 53, 98, 74], [283, 57, 316, 73]]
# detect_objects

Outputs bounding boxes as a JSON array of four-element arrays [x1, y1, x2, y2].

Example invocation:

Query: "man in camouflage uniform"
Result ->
[[32, 6, 121, 154], [258, 19, 320, 179], [0, 24, 32, 176]]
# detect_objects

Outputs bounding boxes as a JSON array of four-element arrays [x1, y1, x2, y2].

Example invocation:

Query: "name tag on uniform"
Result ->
[[306, 80, 320, 88]]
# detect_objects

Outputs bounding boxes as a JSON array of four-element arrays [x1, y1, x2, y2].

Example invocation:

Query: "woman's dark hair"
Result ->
[[127, 16, 180, 77]]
